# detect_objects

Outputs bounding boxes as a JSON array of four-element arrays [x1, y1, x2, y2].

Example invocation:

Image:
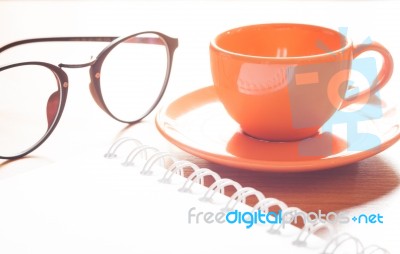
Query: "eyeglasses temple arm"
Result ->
[[0, 36, 165, 54], [122, 36, 165, 45]]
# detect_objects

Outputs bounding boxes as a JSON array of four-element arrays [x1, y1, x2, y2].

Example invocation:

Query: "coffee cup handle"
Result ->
[[339, 41, 394, 109]]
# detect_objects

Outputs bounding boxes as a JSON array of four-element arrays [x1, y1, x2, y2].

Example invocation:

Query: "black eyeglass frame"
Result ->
[[0, 31, 178, 160]]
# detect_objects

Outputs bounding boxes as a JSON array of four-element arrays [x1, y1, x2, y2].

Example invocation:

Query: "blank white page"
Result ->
[[0, 157, 326, 254]]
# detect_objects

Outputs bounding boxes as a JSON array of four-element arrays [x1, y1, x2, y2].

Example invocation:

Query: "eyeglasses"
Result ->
[[0, 31, 178, 159]]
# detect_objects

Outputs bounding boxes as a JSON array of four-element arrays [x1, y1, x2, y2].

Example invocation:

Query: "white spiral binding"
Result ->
[[104, 137, 142, 159], [141, 152, 177, 175], [222, 187, 265, 212], [322, 233, 390, 254], [200, 178, 242, 202], [293, 221, 335, 247], [363, 245, 390, 254], [247, 197, 288, 235], [122, 145, 160, 166], [179, 168, 221, 193], [159, 160, 200, 184], [105, 138, 391, 253], [252, 197, 288, 212]]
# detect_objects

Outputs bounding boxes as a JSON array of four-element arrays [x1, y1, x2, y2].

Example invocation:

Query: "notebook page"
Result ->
[[0, 158, 325, 254]]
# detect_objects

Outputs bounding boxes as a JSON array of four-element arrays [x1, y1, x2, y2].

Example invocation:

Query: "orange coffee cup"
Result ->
[[210, 23, 393, 141]]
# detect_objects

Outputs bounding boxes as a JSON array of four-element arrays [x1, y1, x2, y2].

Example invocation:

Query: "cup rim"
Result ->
[[210, 23, 353, 61]]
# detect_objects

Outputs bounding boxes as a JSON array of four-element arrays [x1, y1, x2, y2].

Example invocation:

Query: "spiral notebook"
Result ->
[[0, 137, 389, 254]]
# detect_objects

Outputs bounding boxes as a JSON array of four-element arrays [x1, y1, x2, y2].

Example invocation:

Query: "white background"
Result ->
[[0, 1, 399, 253]]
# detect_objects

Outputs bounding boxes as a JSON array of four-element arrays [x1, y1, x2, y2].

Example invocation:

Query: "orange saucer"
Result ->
[[155, 86, 400, 172]]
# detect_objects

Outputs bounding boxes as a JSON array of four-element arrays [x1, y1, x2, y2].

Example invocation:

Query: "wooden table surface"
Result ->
[[1, 0, 399, 252]]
